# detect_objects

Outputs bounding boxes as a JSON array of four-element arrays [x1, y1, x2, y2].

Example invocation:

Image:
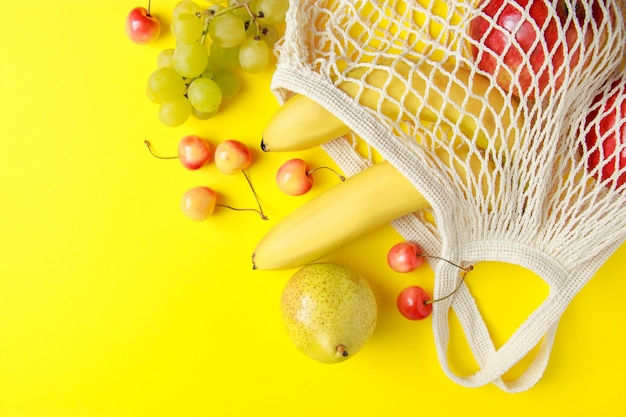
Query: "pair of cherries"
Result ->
[[387, 242, 473, 320]]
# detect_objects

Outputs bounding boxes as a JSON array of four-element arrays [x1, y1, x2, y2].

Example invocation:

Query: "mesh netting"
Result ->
[[271, 0, 626, 391]]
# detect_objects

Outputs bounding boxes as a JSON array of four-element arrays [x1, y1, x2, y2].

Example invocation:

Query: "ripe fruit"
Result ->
[[126, 1, 161, 45], [584, 74, 626, 188], [178, 135, 212, 170], [280, 263, 377, 364], [387, 241, 425, 273], [181, 186, 217, 221], [275, 158, 346, 196], [397, 286, 433, 320], [468, 0, 594, 98], [214, 139, 252, 175]]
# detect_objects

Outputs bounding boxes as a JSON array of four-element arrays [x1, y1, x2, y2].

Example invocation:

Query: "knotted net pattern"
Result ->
[[271, 0, 626, 392]]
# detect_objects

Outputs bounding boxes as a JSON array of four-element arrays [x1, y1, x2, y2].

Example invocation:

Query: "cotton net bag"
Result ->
[[270, 0, 626, 392]]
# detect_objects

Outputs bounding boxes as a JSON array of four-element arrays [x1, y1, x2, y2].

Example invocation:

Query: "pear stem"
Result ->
[[336, 345, 349, 357]]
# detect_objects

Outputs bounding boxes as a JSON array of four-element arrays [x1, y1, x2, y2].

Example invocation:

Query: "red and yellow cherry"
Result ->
[[181, 186, 217, 221], [387, 241, 425, 273], [397, 286, 433, 320], [126, 0, 161, 45], [584, 73, 626, 188], [276, 158, 314, 196], [468, 0, 602, 98], [214, 139, 252, 175], [178, 135, 212, 170], [276, 158, 346, 196]]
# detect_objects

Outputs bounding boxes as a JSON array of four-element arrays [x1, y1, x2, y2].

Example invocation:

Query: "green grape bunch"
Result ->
[[145, 0, 289, 127]]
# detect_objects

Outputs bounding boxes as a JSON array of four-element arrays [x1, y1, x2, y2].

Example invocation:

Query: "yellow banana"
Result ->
[[262, 60, 520, 153], [252, 149, 490, 270], [260, 94, 350, 152]]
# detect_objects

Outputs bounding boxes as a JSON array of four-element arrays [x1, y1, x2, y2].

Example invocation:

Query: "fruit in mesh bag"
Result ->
[[583, 73, 626, 188], [468, 0, 607, 98]]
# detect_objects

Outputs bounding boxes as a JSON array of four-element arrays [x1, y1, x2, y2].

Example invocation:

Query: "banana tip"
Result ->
[[260, 138, 268, 152]]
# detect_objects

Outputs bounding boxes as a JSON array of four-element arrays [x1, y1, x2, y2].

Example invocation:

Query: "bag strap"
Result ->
[[429, 243, 586, 392]]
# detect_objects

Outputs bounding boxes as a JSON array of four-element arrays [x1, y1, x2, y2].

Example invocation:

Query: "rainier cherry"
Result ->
[[387, 241, 425, 273], [214, 139, 252, 175], [178, 135, 212, 170], [181, 186, 217, 221], [180, 186, 268, 221], [126, 0, 161, 45], [214, 140, 268, 220], [276, 158, 345, 196], [397, 286, 433, 320], [144, 136, 212, 171]]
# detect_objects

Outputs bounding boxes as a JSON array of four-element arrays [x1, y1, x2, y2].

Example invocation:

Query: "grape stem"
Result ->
[[144, 140, 178, 160], [200, 0, 262, 44]]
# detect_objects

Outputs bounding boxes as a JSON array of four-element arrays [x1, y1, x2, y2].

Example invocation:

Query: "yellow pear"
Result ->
[[280, 263, 377, 364]]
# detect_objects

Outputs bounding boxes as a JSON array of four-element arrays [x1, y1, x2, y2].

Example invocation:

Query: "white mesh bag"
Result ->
[[270, 0, 626, 392]]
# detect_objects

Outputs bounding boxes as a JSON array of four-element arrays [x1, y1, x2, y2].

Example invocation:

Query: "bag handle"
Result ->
[[429, 243, 581, 392]]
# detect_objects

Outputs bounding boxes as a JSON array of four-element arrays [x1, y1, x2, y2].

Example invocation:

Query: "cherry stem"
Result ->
[[307, 166, 346, 182], [144, 140, 178, 160], [241, 169, 268, 220], [147, 0, 153, 16], [424, 264, 474, 305], [217, 204, 267, 218]]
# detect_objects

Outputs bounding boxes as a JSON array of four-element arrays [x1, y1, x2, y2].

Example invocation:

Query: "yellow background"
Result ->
[[1, 1, 625, 416]]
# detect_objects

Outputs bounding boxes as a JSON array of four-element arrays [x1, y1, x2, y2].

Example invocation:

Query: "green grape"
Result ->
[[173, 42, 209, 78], [260, 24, 280, 47], [212, 70, 241, 99], [147, 67, 186, 102], [210, 43, 240, 70], [191, 106, 218, 120], [173, 0, 203, 18], [171, 13, 205, 43], [201, 66, 215, 79], [146, 84, 161, 103], [159, 95, 192, 127], [156, 48, 176, 68], [255, 0, 288, 25], [187, 78, 222, 114], [239, 36, 270, 74], [208, 14, 247, 48]]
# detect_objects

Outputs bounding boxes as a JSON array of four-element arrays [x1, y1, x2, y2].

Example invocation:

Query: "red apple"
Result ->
[[126, 1, 161, 45], [584, 74, 626, 189], [468, 0, 601, 98], [276, 159, 314, 196], [178, 135, 212, 170], [214, 140, 252, 175], [387, 241, 425, 273]]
